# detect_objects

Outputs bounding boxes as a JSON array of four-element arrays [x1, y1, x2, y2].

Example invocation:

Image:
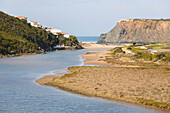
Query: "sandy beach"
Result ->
[[36, 43, 170, 111], [82, 43, 124, 49], [81, 43, 125, 66]]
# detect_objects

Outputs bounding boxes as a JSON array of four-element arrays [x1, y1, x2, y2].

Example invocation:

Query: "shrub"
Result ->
[[135, 52, 152, 60], [127, 47, 132, 50], [111, 47, 124, 55]]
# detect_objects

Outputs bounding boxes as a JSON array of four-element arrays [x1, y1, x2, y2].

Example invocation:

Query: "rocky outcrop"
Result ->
[[98, 19, 170, 44]]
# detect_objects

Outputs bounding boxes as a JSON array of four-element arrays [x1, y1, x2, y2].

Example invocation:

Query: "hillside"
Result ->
[[0, 11, 81, 57], [98, 19, 170, 44]]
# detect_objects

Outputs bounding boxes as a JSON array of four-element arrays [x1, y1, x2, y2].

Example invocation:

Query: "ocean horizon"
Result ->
[[77, 36, 99, 43]]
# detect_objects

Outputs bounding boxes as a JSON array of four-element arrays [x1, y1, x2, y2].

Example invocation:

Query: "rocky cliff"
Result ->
[[98, 19, 170, 44]]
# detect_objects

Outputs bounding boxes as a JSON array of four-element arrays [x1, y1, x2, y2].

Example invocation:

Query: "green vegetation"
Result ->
[[125, 43, 170, 62], [134, 52, 170, 62], [137, 98, 170, 109], [0, 11, 57, 55], [0, 11, 81, 57], [107, 43, 170, 64], [133, 18, 170, 21], [147, 43, 170, 50], [112, 47, 124, 55], [145, 25, 151, 29], [57, 35, 80, 46], [127, 47, 144, 51]]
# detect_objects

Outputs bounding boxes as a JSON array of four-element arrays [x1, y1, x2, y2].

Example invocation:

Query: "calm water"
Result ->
[[0, 49, 166, 113], [77, 36, 99, 43]]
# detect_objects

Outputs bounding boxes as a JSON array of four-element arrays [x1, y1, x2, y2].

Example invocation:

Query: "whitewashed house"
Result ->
[[50, 29, 62, 35], [64, 34, 70, 38], [57, 32, 70, 38], [45, 27, 52, 31], [29, 21, 38, 27], [16, 16, 27, 20], [37, 24, 44, 28], [54, 44, 65, 49]]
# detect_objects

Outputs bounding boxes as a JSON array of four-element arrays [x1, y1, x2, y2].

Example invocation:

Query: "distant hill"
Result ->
[[0, 11, 80, 57], [98, 19, 170, 44]]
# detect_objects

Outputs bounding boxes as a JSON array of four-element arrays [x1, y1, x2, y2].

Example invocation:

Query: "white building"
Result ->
[[64, 34, 70, 38], [37, 24, 44, 28], [140, 46, 147, 49], [50, 29, 61, 35], [45, 27, 52, 31], [29, 21, 38, 27], [16, 16, 27, 20], [57, 32, 70, 38]]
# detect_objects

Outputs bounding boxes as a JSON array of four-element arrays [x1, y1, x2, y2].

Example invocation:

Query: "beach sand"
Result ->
[[82, 43, 125, 49], [35, 75, 54, 86], [81, 50, 113, 66]]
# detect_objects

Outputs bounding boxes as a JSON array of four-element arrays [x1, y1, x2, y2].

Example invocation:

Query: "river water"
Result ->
[[0, 49, 166, 113]]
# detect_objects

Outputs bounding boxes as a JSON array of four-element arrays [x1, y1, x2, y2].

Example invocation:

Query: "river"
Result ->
[[0, 49, 166, 113]]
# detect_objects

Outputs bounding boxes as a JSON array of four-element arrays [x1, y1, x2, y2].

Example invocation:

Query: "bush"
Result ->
[[127, 47, 132, 50], [135, 52, 152, 60], [112, 47, 123, 55], [152, 52, 165, 60], [134, 52, 169, 62]]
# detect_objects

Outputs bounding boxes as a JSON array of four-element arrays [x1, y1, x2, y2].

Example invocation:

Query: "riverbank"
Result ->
[[36, 43, 170, 111], [0, 46, 83, 58], [0, 52, 44, 58]]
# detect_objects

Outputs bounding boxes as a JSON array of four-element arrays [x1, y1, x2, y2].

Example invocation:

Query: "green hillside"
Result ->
[[0, 11, 80, 57]]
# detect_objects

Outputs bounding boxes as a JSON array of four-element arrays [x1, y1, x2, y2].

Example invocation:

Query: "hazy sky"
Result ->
[[0, 0, 169, 36]]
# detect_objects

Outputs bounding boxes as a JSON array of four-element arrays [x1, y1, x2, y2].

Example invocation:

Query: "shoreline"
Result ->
[[35, 43, 170, 111], [0, 52, 44, 58], [0, 47, 84, 58]]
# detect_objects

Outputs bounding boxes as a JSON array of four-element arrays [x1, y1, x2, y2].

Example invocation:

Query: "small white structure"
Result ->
[[50, 29, 62, 35], [151, 50, 157, 55], [54, 44, 65, 49], [45, 27, 52, 31], [30, 21, 38, 27], [16, 16, 27, 20], [64, 34, 70, 38], [57, 32, 70, 38], [37, 24, 44, 28], [140, 46, 147, 49]]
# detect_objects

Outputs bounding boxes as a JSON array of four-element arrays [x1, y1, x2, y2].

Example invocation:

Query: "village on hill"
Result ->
[[15, 16, 83, 49], [16, 16, 70, 38]]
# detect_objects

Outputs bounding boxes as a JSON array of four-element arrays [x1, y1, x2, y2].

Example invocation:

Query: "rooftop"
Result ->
[[30, 21, 38, 23], [57, 32, 66, 34], [16, 16, 27, 19]]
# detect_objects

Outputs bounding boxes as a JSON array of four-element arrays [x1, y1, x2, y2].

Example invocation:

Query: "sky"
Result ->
[[0, 0, 169, 36]]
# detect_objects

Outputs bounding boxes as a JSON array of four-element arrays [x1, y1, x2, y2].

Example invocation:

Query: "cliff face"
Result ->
[[98, 19, 170, 44]]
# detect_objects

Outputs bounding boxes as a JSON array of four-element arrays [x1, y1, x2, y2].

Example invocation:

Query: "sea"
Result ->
[[0, 36, 167, 113], [77, 36, 99, 43]]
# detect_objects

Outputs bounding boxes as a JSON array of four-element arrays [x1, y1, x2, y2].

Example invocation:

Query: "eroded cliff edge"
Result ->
[[98, 19, 170, 44]]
